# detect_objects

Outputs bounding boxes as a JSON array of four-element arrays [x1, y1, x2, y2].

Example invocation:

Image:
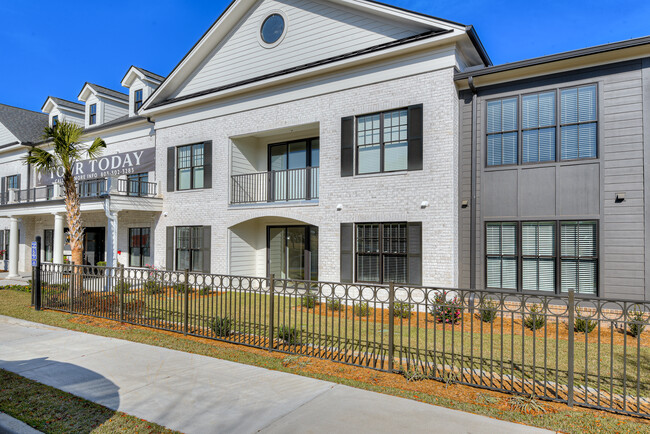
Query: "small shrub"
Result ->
[[393, 302, 413, 318], [353, 302, 371, 317], [574, 310, 597, 333], [114, 281, 131, 293], [430, 292, 461, 324], [210, 316, 233, 337], [524, 304, 546, 331], [277, 326, 301, 344], [629, 310, 647, 338], [197, 285, 211, 295], [96, 261, 107, 267], [401, 368, 427, 382], [174, 283, 190, 294], [327, 299, 342, 311], [478, 299, 498, 323], [143, 280, 163, 295], [0, 284, 31, 293], [301, 293, 318, 309]]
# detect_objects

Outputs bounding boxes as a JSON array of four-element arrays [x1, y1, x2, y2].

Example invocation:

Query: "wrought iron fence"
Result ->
[[37, 263, 650, 418]]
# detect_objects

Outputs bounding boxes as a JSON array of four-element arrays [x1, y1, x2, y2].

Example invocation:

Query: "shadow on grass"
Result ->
[[0, 358, 120, 433]]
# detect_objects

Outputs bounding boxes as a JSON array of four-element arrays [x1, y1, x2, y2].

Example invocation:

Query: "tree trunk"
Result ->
[[63, 175, 84, 300]]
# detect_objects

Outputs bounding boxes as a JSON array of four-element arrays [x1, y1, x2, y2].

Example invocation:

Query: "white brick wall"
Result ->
[[154, 67, 460, 287]]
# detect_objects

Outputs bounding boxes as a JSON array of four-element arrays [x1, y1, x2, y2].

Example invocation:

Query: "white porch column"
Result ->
[[7, 216, 19, 278], [53, 212, 64, 264]]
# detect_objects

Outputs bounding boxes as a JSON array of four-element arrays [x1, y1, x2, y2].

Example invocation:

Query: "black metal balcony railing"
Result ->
[[13, 185, 54, 204], [117, 178, 158, 197], [76, 179, 108, 198], [231, 167, 319, 205]]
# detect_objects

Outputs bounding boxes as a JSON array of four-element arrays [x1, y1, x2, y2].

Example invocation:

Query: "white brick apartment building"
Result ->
[[2, 0, 650, 299]]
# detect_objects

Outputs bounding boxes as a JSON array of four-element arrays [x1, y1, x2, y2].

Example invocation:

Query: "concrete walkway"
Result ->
[[0, 315, 552, 434]]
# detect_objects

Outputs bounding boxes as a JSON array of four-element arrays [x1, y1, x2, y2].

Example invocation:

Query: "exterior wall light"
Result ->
[[420, 201, 429, 209], [336, 204, 343, 211], [615, 193, 625, 203]]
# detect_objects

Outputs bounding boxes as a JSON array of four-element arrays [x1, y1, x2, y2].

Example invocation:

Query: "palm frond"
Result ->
[[23, 147, 57, 172], [86, 137, 107, 160]]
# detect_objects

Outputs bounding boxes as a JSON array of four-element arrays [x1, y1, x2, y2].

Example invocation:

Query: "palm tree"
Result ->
[[25, 121, 106, 274]]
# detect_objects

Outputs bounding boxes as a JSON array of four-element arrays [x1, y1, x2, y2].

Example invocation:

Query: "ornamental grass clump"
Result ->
[[524, 304, 546, 331], [210, 316, 233, 337], [393, 302, 413, 318], [430, 292, 461, 324], [478, 299, 499, 323], [629, 310, 647, 338], [574, 309, 597, 333], [277, 326, 301, 345]]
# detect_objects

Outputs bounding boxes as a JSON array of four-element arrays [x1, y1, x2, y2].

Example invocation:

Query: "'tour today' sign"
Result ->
[[37, 148, 156, 185]]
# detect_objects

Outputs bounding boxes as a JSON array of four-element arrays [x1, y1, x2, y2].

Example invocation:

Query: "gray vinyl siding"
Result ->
[[172, 0, 427, 99], [458, 90, 472, 289], [458, 58, 650, 300], [103, 99, 128, 123]]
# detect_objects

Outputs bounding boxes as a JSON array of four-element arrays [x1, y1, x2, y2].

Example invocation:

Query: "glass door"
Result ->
[[268, 138, 318, 202], [267, 225, 318, 281]]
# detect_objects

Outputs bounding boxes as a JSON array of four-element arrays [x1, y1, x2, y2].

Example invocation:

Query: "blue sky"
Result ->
[[0, 0, 648, 113]]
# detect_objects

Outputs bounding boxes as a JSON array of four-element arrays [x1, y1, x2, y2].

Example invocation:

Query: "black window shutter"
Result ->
[[340, 223, 354, 282], [16, 174, 21, 190], [1, 177, 5, 204], [166, 226, 174, 271], [167, 147, 175, 192], [407, 222, 422, 285], [202, 225, 211, 273], [341, 116, 354, 177], [407, 104, 423, 171], [203, 141, 212, 189]]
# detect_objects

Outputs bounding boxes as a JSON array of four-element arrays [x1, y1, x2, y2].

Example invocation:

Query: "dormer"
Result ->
[[41, 97, 85, 128], [77, 83, 129, 128], [120, 66, 164, 116]]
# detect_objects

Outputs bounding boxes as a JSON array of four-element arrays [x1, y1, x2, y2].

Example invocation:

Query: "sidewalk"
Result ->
[[0, 315, 552, 434]]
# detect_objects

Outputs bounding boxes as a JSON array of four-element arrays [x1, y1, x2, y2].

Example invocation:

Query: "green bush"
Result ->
[[277, 326, 301, 344], [327, 299, 342, 311], [301, 293, 318, 309], [96, 261, 107, 267], [574, 310, 597, 333], [629, 310, 647, 338], [114, 281, 131, 293], [478, 299, 499, 323], [354, 302, 371, 317], [393, 302, 413, 318], [197, 285, 211, 295], [143, 280, 163, 295], [524, 304, 546, 331], [0, 284, 31, 293], [173, 283, 191, 293], [210, 316, 233, 337], [430, 292, 462, 324]]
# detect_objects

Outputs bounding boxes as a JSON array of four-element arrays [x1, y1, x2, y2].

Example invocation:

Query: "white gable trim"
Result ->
[[141, 0, 466, 112], [121, 66, 163, 88], [41, 97, 85, 116]]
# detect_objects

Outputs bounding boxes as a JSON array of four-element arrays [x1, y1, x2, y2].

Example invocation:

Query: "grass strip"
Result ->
[[1, 289, 648, 434], [0, 368, 179, 434]]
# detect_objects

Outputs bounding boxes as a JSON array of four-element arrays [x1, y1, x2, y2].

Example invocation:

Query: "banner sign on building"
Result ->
[[37, 148, 156, 185]]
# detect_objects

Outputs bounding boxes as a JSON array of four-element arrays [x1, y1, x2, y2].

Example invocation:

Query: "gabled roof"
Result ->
[[121, 66, 165, 87], [41, 96, 84, 114], [0, 103, 48, 144], [141, 0, 489, 113], [78, 82, 129, 103]]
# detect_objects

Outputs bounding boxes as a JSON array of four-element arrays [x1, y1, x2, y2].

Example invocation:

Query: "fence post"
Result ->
[[567, 289, 575, 407], [119, 264, 125, 323], [184, 269, 189, 335], [388, 281, 395, 372], [268, 274, 275, 351], [34, 236, 42, 311]]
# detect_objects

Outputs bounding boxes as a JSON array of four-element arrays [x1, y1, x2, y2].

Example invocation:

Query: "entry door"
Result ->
[[268, 139, 319, 201], [84, 227, 106, 266], [267, 226, 318, 281]]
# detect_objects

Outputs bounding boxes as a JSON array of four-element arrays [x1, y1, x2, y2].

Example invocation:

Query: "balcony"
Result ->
[[0, 177, 159, 207], [231, 167, 319, 205]]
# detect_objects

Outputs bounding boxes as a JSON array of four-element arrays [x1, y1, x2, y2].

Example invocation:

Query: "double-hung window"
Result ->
[[52, 115, 58, 127], [487, 98, 518, 166], [522, 222, 555, 291], [6, 175, 19, 190], [177, 143, 204, 190], [89, 104, 97, 125], [356, 222, 407, 284], [129, 227, 151, 267], [560, 221, 597, 294], [176, 226, 203, 272], [486, 223, 517, 289], [522, 92, 556, 163], [561, 85, 597, 160], [134, 89, 143, 112], [357, 109, 408, 174]]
